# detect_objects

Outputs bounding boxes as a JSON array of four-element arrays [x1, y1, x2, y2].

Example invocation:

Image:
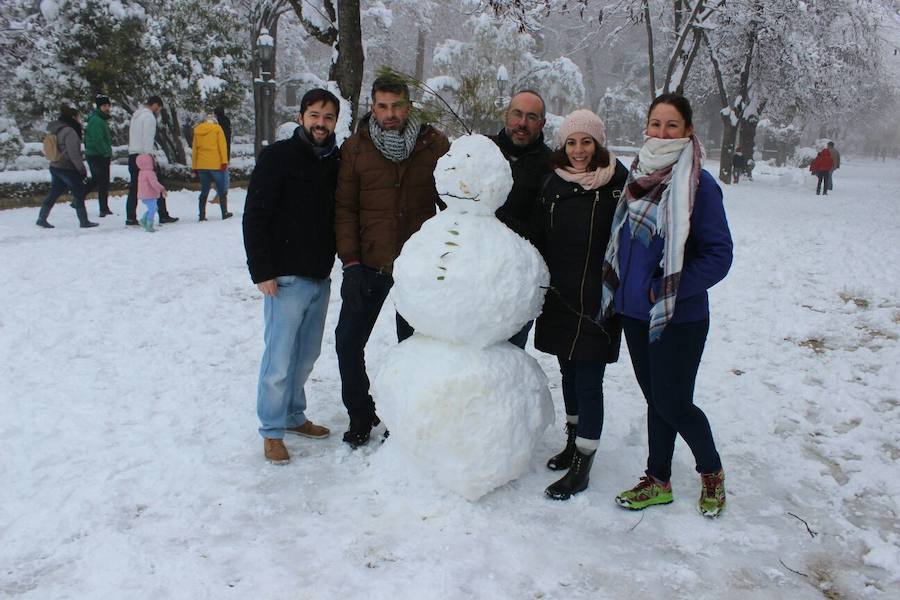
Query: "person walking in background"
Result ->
[[126, 95, 178, 226], [84, 94, 113, 217], [731, 149, 746, 184], [209, 106, 232, 207], [136, 153, 166, 232], [826, 141, 840, 191], [334, 75, 450, 448], [36, 105, 98, 229], [810, 146, 834, 195], [601, 93, 732, 518], [192, 113, 231, 221], [490, 90, 553, 349], [530, 109, 627, 500], [242, 88, 342, 464]]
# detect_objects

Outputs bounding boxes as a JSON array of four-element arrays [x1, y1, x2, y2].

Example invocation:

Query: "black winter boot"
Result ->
[[547, 422, 577, 471], [220, 194, 233, 220], [545, 447, 596, 500], [198, 197, 207, 221]]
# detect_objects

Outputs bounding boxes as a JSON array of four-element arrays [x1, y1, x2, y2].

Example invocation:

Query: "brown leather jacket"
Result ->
[[335, 114, 450, 273]]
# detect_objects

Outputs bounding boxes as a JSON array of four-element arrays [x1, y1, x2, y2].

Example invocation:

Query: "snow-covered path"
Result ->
[[1, 159, 898, 599]]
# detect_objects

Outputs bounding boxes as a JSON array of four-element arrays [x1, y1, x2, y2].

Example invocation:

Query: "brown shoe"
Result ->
[[264, 438, 290, 464], [285, 420, 330, 439]]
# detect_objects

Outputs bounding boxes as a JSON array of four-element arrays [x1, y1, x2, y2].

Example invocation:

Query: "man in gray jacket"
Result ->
[[125, 95, 178, 226], [36, 105, 98, 229]]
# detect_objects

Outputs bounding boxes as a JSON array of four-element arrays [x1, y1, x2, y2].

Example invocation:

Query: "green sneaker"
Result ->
[[698, 469, 726, 518], [615, 474, 673, 510]]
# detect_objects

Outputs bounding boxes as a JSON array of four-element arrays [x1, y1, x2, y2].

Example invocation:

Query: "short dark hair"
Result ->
[[827, 141, 835, 147], [648, 93, 693, 128], [300, 88, 340, 116], [371, 76, 410, 102], [213, 106, 226, 121], [509, 89, 547, 120], [59, 104, 79, 120], [549, 138, 611, 171], [146, 95, 163, 107]]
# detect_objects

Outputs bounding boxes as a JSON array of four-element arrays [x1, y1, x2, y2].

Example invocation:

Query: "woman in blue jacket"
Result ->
[[599, 94, 733, 518]]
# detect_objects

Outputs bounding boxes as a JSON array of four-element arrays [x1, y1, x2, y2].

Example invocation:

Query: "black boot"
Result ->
[[198, 197, 207, 221], [545, 447, 596, 500], [220, 194, 233, 220], [547, 422, 577, 471]]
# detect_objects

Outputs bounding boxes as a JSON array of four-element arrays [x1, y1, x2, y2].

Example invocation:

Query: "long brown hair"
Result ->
[[549, 136, 610, 171]]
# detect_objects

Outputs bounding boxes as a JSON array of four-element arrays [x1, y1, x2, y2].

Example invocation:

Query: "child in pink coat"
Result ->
[[136, 153, 166, 232]]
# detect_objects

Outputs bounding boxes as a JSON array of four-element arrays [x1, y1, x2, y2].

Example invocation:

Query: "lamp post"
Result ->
[[495, 65, 509, 110], [254, 28, 276, 158]]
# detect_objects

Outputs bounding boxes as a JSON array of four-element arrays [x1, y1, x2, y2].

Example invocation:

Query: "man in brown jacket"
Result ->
[[335, 76, 450, 448]]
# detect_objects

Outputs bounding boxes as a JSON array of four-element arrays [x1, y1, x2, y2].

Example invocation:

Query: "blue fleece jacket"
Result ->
[[614, 169, 733, 323]]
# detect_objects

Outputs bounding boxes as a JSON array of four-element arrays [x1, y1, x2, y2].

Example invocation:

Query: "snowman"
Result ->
[[372, 134, 553, 501]]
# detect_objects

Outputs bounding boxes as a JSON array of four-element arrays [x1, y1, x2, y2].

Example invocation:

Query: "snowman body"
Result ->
[[373, 135, 553, 501]]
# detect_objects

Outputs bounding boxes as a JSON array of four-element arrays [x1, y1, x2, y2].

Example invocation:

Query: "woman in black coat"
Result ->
[[531, 109, 627, 500]]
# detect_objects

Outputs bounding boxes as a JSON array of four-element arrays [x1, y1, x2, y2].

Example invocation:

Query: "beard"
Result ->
[[305, 125, 331, 145]]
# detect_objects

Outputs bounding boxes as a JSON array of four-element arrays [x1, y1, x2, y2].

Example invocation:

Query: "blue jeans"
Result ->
[[141, 199, 158, 225], [558, 358, 607, 440], [622, 316, 721, 482], [257, 275, 331, 439], [198, 169, 226, 202], [40, 167, 89, 224]]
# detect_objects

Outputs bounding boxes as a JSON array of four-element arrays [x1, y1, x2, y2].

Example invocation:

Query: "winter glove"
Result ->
[[340, 264, 367, 313], [220, 163, 228, 172]]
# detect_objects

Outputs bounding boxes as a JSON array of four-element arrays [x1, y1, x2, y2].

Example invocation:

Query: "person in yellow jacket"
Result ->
[[192, 113, 232, 220]]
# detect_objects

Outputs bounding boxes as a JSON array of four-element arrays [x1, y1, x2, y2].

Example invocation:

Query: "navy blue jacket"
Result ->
[[614, 170, 732, 323]]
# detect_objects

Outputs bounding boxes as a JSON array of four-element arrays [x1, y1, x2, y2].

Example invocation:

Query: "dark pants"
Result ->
[[127, 154, 171, 221], [815, 171, 830, 195], [86, 155, 111, 213], [558, 357, 606, 440], [40, 167, 89, 225], [508, 320, 533, 349], [622, 316, 721, 482], [335, 267, 413, 428]]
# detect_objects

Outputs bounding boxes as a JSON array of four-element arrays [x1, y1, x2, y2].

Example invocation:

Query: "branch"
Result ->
[[702, 31, 728, 108], [778, 558, 809, 578], [642, 0, 655, 100], [786, 512, 818, 538], [662, 0, 706, 93], [286, 0, 337, 45]]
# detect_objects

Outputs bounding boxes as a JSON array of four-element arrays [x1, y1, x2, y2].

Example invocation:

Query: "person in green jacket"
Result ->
[[84, 94, 114, 217]]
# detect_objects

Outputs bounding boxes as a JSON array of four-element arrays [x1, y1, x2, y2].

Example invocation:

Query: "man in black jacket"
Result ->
[[242, 88, 341, 465], [491, 90, 553, 348]]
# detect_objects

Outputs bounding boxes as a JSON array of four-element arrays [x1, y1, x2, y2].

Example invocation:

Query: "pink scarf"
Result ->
[[553, 154, 617, 191]]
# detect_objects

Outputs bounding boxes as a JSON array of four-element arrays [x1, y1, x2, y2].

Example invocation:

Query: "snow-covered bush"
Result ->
[[0, 117, 24, 170]]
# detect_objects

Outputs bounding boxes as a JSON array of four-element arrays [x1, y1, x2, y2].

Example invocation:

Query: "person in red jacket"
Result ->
[[809, 147, 834, 195]]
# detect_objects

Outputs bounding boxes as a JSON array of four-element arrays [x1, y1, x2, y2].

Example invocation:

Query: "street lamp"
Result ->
[[254, 28, 277, 157], [495, 65, 509, 109]]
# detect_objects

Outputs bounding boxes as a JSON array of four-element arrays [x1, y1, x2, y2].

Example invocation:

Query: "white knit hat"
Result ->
[[557, 109, 607, 148]]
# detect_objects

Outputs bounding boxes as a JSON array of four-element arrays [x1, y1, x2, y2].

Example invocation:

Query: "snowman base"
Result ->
[[373, 334, 553, 501]]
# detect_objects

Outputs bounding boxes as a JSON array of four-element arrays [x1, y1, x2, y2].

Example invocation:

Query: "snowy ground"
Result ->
[[1, 159, 898, 599]]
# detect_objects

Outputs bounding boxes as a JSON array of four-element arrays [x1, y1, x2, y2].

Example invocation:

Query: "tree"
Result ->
[[287, 0, 364, 126], [5, 0, 247, 164]]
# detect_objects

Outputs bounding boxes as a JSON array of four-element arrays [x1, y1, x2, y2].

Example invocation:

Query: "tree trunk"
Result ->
[[157, 105, 187, 165], [642, 0, 656, 101], [332, 0, 364, 129], [738, 115, 759, 159], [719, 113, 736, 183], [414, 28, 426, 99]]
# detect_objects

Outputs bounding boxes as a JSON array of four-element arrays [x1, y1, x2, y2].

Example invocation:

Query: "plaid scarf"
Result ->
[[369, 114, 421, 162], [599, 135, 704, 341]]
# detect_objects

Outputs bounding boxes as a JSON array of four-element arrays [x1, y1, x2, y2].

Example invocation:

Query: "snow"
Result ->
[[196, 75, 226, 101], [372, 337, 553, 501], [1, 157, 899, 598]]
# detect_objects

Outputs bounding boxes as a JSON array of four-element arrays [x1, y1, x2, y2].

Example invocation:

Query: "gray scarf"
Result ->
[[369, 114, 420, 162]]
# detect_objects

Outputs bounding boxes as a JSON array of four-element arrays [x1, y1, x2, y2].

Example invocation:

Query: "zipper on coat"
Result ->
[[568, 191, 599, 360], [549, 201, 555, 229]]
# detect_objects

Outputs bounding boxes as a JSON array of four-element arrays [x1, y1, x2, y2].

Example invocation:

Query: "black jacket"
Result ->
[[490, 129, 552, 241], [242, 128, 340, 283], [531, 162, 628, 362]]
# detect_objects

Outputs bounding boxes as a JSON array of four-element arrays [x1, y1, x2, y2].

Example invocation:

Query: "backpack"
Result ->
[[42, 132, 61, 161]]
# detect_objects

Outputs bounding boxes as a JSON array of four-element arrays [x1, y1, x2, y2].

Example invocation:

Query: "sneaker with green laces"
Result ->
[[615, 474, 673, 510], [698, 469, 726, 518]]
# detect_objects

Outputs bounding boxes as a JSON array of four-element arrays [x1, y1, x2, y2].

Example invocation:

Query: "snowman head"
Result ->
[[434, 134, 513, 216]]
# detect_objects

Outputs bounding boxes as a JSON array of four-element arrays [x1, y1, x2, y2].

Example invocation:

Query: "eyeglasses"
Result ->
[[508, 110, 542, 123]]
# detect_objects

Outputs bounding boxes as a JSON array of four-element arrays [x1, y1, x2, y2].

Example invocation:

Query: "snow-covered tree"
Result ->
[[426, 14, 585, 135], [5, 0, 247, 164]]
